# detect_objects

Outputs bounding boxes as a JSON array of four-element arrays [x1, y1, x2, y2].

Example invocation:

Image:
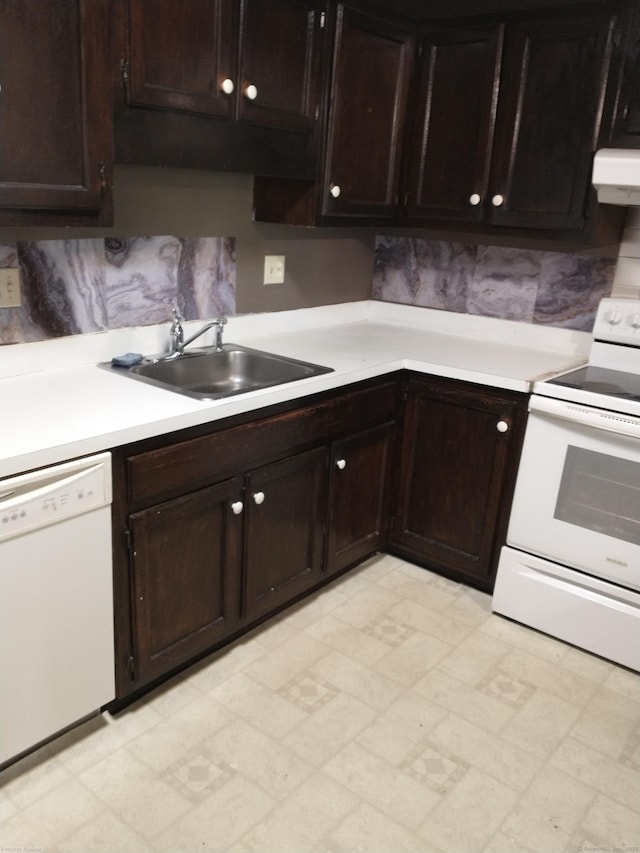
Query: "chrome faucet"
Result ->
[[168, 307, 227, 355], [169, 307, 184, 355]]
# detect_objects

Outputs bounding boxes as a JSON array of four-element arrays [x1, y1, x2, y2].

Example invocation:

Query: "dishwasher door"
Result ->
[[0, 452, 115, 766]]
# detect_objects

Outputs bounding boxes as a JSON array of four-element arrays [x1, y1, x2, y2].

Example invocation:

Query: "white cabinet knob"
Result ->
[[253, 491, 265, 505], [497, 420, 509, 433], [491, 194, 504, 207], [329, 184, 341, 198], [231, 500, 243, 515], [469, 193, 481, 206], [336, 459, 347, 470], [244, 84, 258, 100], [220, 78, 234, 95]]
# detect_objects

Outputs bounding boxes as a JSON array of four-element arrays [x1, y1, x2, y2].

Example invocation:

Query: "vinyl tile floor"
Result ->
[[1, 555, 639, 853]]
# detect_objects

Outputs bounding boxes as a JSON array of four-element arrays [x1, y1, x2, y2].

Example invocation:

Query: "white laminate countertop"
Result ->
[[0, 301, 590, 479]]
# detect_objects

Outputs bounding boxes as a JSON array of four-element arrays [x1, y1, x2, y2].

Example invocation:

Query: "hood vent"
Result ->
[[592, 148, 640, 206]]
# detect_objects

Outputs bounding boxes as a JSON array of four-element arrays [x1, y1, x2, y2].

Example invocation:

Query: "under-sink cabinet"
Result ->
[[111, 377, 400, 701]]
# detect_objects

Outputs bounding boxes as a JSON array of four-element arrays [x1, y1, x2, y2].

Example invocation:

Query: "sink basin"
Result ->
[[104, 344, 333, 400]]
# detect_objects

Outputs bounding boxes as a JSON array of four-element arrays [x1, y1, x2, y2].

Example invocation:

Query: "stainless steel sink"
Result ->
[[104, 344, 333, 400]]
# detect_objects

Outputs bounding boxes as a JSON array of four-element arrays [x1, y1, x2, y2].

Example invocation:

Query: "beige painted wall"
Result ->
[[0, 166, 375, 314]]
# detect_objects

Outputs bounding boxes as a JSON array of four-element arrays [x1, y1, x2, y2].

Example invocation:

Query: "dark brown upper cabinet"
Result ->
[[404, 24, 503, 223], [0, 0, 113, 226], [237, 0, 322, 134], [256, 1, 627, 243], [610, 1, 640, 146], [124, 0, 237, 119], [488, 10, 619, 233], [254, 1, 415, 225], [320, 3, 415, 220], [115, 0, 327, 178], [407, 6, 624, 238]]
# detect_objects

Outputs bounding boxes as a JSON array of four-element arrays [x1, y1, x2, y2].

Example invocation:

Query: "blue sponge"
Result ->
[[111, 352, 144, 367]]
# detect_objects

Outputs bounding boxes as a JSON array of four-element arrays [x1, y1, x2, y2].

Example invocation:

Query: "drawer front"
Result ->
[[126, 379, 399, 505]]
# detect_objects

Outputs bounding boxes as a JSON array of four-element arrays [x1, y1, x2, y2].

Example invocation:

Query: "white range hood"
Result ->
[[592, 148, 640, 205]]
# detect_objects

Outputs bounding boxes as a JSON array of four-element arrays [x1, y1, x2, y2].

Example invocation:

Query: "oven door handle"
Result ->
[[530, 395, 640, 439]]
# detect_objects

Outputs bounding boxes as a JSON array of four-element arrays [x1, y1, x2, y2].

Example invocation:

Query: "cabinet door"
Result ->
[[611, 3, 640, 146], [405, 25, 503, 223], [0, 0, 112, 222], [322, 3, 414, 219], [237, 0, 325, 132], [128, 479, 242, 686], [325, 422, 394, 575], [488, 10, 617, 231], [389, 378, 523, 588], [243, 447, 327, 621], [125, 0, 236, 118]]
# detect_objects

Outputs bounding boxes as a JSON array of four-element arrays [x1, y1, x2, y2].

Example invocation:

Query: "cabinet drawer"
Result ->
[[126, 379, 399, 505]]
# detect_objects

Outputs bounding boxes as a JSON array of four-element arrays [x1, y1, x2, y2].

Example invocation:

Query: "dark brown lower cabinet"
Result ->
[[243, 447, 328, 621], [111, 377, 399, 702], [128, 478, 242, 686], [110, 371, 527, 704], [325, 421, 395, 575], [388, 375, 528, 591]]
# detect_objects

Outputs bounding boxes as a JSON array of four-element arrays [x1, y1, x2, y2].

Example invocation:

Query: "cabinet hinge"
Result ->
[[99, 163, 107, 194], [320, 11, 326, 28], [124, 527, 132, 552], [120, 58, 129, 89], [128, 655, 136, 679]]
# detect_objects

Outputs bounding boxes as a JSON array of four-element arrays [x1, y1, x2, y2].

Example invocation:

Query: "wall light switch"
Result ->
[[0, 268, 21, 308], [264, 255, 285, 285]]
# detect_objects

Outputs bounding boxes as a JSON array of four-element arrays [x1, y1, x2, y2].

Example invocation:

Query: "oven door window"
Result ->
[[555, 446, 640, 545]]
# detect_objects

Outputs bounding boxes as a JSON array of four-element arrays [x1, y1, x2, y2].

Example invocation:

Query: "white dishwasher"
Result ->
[[0, 452, 115, 766]]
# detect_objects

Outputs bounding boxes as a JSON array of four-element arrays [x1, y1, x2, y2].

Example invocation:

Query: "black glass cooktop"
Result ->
[[547, 365, 640, 404]]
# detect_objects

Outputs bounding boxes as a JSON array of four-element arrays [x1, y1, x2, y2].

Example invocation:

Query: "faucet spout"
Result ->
[[170, 313, 227, 355]]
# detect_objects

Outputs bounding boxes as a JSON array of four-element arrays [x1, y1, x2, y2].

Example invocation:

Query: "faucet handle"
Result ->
[[216, 315, 227, 326], [171, 306, 184, 324]]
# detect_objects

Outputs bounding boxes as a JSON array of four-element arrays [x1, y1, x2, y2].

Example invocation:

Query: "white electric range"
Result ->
[[493, 298, 640, 671]]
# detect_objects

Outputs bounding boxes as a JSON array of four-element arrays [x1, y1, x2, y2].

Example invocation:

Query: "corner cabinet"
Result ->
[[111, 377, 399, 701], [0, 0, 113, 225], [254, 2, 415, 225], [388, 374, 528, 592], [114, 0, 327, 178]]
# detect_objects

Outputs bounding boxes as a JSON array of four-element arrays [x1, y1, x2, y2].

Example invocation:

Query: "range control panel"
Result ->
[[594, 298, 640, 347]]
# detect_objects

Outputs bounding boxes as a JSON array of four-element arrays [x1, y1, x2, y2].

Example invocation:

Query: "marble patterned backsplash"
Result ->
[[0, 236, 236, 345], [373, 237, 616, 331]]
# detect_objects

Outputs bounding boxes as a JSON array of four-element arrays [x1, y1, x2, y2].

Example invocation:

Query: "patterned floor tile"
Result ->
[[278, 674, 339, 713], [165, 744, 236, 803], [362, 614, 415, 647], [476, 669, 535, 709], [399, 738, 470, 795]]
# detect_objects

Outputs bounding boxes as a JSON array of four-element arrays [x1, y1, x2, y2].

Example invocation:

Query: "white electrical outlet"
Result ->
[[0, 268, 21, 308], [263, 255, 285, 285]]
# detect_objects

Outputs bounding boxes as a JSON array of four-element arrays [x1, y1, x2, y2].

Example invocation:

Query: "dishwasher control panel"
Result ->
[[0, 452, 112, 542]]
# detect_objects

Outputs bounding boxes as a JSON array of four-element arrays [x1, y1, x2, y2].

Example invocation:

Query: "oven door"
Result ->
[[507, 395, 640, 590]]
